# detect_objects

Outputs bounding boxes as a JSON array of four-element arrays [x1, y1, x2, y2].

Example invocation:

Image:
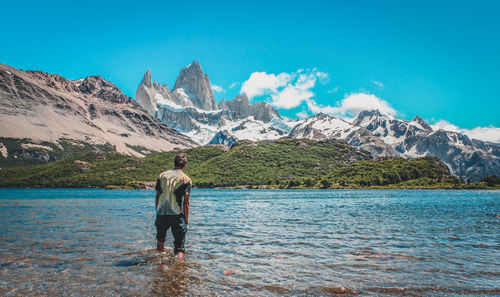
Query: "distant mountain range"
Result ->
[[0, 61, 498, 182], [135, 61, 500, 181], [0, 63, 196, 165], [293, 110, 500, 181]]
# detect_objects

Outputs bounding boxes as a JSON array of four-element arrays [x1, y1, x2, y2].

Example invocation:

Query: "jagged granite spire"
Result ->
[[135, 69, 157, 115], [142, 69, 152, 88], [173, 61, 218, 110]]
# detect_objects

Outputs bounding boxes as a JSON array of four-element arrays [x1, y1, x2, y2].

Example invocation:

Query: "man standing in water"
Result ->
[[155, 153, 192, 259]]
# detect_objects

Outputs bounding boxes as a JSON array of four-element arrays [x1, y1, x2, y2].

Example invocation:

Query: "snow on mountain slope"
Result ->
[[289, 113, 404, 158], [352, 110, 500, 181], [134, 61, 499, 181], [135, 61, 293, 145]]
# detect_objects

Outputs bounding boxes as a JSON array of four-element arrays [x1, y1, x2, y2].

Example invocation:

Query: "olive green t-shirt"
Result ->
[[155, 169, 192, 215]]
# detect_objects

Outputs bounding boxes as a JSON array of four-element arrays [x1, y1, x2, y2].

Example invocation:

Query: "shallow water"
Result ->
[[0, 188, 499, 296]]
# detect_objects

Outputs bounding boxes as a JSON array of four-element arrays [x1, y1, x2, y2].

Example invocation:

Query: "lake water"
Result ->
[[0, 189, 499, 296]]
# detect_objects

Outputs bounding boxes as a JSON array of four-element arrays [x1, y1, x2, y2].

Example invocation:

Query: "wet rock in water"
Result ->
[[262, 284, 291, 294], [318, 287, 357, 295], [223, 269, 236, 275]]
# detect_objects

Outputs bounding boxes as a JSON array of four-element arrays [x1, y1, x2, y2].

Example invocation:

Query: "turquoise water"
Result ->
[[0, 189, 498, 296]]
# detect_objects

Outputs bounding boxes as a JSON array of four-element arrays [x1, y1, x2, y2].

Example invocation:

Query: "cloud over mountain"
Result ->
[[305, 92, 396, 120], [240, 69, 328, 109], [431, 120, 500, 143]]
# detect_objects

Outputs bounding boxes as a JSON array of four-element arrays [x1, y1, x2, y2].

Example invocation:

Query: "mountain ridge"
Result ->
[[134, 61, 499, 181], [0, 63, 196, 166], [135, 62, 293, 145], [350, 109, 500, 181]]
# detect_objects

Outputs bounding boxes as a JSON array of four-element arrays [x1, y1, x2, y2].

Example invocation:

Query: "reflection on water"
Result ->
[[0, 188, 499, 296]]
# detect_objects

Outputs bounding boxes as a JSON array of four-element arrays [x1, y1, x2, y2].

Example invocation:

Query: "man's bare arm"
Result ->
[[155, 191, 160, 209], [183, 193, 190, 225]]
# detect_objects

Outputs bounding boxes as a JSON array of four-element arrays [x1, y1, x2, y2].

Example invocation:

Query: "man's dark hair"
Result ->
[[174, 153, 188, 168]]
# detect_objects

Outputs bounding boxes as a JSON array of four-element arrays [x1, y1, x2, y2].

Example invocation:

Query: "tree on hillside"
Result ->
[[481, 175, 500, 187]]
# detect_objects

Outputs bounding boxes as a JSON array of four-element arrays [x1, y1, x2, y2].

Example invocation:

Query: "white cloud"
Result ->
[[296, 111, 309, 119], [305, 99, 342, 117], [431, 120, 500, 143], [336, 93, 396, 116], [271, 72, 318, 109], [240, 69, 326, 109], [372, 80, 384, 88], [240, 72, 291, 99], [211, 84, 224, 93], [228, 82, 239, 89], [312, 93, 396, 118]]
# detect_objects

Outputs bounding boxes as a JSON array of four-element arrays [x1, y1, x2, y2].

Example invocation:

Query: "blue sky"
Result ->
[[1, 0, 499, 140]]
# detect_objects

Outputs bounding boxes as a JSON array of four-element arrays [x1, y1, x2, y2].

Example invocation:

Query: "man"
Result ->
[[155, 153, 192, 259]]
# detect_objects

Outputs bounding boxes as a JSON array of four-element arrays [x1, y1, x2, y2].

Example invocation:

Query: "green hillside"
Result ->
[[191, 139, 371, 187], [0, 138, 491, 189], [0, 137, 116, 167], [317, 157, 456, 188]]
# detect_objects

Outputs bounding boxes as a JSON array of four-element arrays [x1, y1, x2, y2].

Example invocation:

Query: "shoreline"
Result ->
[[0, 185, 498, 190]]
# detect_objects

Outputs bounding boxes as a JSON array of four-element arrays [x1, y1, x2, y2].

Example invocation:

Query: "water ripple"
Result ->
[[0, 188, 499, 296]]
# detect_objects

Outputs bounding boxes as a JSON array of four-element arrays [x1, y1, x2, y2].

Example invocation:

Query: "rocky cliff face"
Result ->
[[135, 61, 292, 145], [0, 63, 196, 165], [173, 61, 218, 110]]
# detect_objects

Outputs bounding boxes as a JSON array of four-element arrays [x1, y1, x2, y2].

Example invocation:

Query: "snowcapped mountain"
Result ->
[[0, 63, 196, 165], [288, 109, 499, 181], [135, 61, 297, 145], [352, 110, 500, 181], [352, 110, 431, 145], [208, 130, 238, 146], [134, 61, 498, 181], [288, 113, 404, 158]]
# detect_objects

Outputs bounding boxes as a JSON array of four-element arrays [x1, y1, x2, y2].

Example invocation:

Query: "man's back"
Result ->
[[156, 169, 192, 215], [155, 153, 192, 256]]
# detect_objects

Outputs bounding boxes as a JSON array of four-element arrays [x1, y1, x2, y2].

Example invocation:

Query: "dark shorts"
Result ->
[[155, 214, 187, 254]]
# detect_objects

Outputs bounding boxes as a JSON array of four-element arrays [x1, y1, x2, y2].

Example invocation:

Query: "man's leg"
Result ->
[[171, 215, 187, 258], [155, 215, 169, 252], [157, 241, 165, 252]]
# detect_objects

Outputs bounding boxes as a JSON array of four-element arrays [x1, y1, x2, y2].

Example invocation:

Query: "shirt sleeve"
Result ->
[[155, 178, 162, 193]]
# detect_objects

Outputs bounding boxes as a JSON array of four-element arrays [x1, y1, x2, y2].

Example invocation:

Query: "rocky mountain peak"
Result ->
[[311, 112, 334, 121], [22, 68, 79, 93], [218, 98, 228, 109], [173, 61, 218, 110], [411, 116, 433, 131], [142, 70, 152, 88], [0, 63, 196, 163], [352, 110, 399, 132], [361, 109, 381, 116], [208, 130, 238, 147], [78, 75, 132, 104], [224, 94, 252, 117], [185, 60, 203, 73], [251, 100, 280, 122]]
